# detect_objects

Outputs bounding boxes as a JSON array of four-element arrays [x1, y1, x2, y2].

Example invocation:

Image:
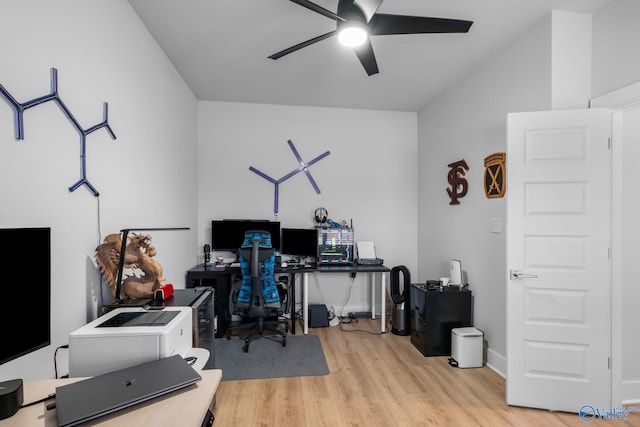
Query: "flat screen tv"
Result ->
[[211, 220, 280, 251], [280, 228, 318, 258], [0, 227, 51, 365]]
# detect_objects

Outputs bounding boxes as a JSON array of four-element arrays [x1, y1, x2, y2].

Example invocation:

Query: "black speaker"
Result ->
[[0, 379, 22, 420], [308, 304, 329, 328]]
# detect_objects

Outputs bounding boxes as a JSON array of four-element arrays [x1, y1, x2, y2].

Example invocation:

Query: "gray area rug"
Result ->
[[214, 334, 329, 381]]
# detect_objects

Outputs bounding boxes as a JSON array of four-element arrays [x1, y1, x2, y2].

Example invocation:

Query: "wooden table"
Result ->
[[0, 369, 222, 427]]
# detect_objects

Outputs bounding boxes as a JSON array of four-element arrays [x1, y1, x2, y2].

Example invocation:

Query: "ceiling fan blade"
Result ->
[[289, 0, 345, 22], [347, 0, 384, 22], [268, 31, 337, 60], [353, 38, 379, 76], [368, 14, 473, 35]]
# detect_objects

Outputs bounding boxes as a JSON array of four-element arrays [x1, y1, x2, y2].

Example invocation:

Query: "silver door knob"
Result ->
[[510, 269, 538, 280]]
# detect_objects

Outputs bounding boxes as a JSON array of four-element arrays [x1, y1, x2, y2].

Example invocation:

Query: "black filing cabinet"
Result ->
[[410, 284, 472, 357]]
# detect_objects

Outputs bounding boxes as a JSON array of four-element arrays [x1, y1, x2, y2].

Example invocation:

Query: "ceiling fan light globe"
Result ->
[[338, 22, 368, 47]]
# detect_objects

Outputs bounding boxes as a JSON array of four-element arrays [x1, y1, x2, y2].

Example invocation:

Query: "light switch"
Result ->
[[490, 218, 502, 234]]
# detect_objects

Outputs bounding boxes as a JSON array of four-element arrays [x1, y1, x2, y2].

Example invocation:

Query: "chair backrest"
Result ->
[[235, 230, 281, 318]]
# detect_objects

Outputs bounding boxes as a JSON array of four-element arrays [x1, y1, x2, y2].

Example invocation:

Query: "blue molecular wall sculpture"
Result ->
[[250, 139, 330, 215], [0, 68, 116, 196]]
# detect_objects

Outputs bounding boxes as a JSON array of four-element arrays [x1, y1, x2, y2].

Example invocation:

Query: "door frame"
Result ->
[[591, 80, 640, 405]]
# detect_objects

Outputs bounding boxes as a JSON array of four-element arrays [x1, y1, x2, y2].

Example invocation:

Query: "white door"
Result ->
[[506, 108, 611, 412]]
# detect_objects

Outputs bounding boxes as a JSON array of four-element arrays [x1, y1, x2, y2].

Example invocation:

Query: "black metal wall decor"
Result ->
[[447, 159, 469, 205], [0, 68, 116, 196], [249, 139, 330, 216]]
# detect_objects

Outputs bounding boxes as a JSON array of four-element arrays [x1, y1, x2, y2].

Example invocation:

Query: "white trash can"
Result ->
[[450, 327, 483, 368]]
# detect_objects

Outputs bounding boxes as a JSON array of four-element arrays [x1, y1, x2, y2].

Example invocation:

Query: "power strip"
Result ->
[[348, 311, 372, 318]]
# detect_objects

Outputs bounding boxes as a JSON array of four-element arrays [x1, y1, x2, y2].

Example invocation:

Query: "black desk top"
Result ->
[[188, 263, 389, 274], [188, 264, 315, 274], [164, 288, 210, 306], [316, 263, 390, 273]]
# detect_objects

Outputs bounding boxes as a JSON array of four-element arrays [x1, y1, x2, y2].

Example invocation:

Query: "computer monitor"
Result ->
[[0, 227, 51, 365], [280, 228, 318, 258], [211, 219, 280, 251]]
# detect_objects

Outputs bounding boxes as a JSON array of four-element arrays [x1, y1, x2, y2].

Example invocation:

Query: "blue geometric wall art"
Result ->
[[0, 68, 116, 196], [249, 139, 330, 215]]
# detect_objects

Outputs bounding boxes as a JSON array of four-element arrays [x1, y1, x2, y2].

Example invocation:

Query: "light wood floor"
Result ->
[[213, 318, 640, 426]]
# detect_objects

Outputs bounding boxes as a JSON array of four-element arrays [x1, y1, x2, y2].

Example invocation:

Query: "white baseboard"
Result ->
[[485, 347, 506, 378], [479, 347, 640, 407], [622, 379, 640, 405]]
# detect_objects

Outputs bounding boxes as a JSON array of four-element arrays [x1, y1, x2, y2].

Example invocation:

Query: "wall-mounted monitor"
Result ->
[[211, 219, 280, 251], [280, 228, 318, 258], [0, 227, 51, 365]]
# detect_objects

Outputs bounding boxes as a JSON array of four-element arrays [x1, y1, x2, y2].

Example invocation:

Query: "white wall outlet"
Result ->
[[490, 218, 502, 234]]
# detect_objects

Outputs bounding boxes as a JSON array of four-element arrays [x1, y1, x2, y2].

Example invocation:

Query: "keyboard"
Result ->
[[357, 258, 384, 265]]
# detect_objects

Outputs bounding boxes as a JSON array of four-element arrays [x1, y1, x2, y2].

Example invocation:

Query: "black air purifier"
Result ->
[[390, 265, 411, 336]]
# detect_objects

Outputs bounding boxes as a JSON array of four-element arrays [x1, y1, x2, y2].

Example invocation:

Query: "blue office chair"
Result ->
[[227, 230, 288, 352]]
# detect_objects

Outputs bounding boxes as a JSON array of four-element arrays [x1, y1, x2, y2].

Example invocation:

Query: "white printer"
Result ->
[[69, 307, 196, 377]]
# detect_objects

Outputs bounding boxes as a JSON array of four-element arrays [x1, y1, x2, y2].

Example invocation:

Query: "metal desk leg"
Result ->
[[370, 272, 375, 319], [303, 272, 309, 335], [289, 273, 296, 335], [380, 272, 386, 333]]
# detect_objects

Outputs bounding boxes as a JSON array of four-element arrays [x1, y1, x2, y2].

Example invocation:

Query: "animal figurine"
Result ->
[[95, 232, 165, 300]]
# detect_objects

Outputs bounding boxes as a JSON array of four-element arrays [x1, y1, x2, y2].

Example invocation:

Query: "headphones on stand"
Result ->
[[314, 207, 328, 225]]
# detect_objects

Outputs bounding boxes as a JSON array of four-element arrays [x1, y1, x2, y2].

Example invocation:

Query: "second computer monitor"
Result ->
[[211, 219, 281, 251], [280, 228, 318, 258]]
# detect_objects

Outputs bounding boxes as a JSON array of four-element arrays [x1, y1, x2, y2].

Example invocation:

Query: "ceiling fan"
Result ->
[[268, 0, 474, 76]]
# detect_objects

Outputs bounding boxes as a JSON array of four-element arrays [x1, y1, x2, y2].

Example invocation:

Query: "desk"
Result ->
[[186, 264, 390, 336], [0, 369, 222, 427]]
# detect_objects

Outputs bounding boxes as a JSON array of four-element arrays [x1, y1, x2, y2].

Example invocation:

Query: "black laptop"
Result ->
[[55, 355, 201, 427]]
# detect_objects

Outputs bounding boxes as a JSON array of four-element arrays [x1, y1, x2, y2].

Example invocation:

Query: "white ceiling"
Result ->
[[127, 0, 612, 112]]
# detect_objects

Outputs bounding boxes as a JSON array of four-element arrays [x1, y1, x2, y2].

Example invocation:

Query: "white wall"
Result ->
[[417, 0, 640, 398], [573, 0, 640, 403], [417, 16, 552, 374], [197, 102, 418, 316], [619, 106, 640, 400], [0, 0, 198, 380], [591, 0, 640, 99]]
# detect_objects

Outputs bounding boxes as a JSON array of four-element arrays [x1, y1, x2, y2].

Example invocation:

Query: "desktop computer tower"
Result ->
[[309, 304, 329, 328], [164, 288, 215, 369], [317, 228, 354, 265], [410, 284, 472, 357]]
